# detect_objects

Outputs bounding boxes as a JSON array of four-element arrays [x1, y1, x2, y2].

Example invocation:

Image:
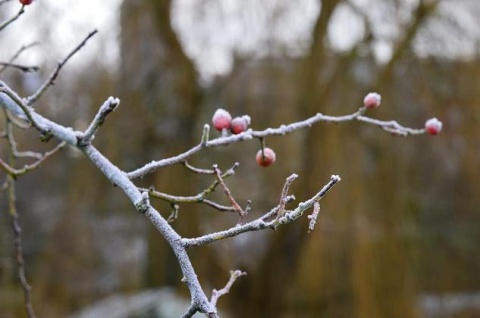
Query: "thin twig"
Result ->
[[276, 173, 298, 219], [0, 141, 65, 177], [127, 106, 426, 179], [182, 175, 341, 248], [0, 81, 43, 130], [144, 163, 239, 213], [210, 270, 247, 308], [5, 119, 42, 159], [27, 29, 98, 105], [0, 5, 25, 32], [0, 42, 40, 74], [213, 164, 247, 224], [79, 96, 120, 145], [183, 161, 216, 174], [0, 62, 39, 73], [7, 176, 37, 318], [307, 202, 320, 234]]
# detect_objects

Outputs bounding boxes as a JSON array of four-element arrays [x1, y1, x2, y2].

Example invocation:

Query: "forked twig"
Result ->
[[27, 30, 98, 105], [210, 270, 247, 308]]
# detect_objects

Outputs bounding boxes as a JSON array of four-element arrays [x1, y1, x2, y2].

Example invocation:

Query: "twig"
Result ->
[[144, 163, 239, 213], [0, 141, 65, 177], [167, 203, 179, 223], [181, 175, 341, 248], [127, 107, 426, 179], [26, 29, 98, 105], [307, 202, 320, 234], [0, 5, 25, 32], [6, 176, 37, 318], [79, 96, 120, 146], [213, 164, 247, 224], [183, 161, 216, 174], [5, 119, 42, 159], [0, 81, 43, 131], [275, 173, 298, 219], [0, 42, 40, 74], [5, 109, 31, 129], [210, 270, 247, 308], [0, 62, 39, 73]]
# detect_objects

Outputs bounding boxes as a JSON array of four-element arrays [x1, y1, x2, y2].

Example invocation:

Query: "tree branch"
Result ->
[[210, 270, 247, 308], [127, 105, 426, 179], [181, 175, 341, 248], [26, 30, 98, 106], [0, 5, 24, 32]]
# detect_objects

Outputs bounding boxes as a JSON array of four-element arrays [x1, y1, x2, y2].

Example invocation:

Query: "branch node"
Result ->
[[135, 192, 150, 214], [201, 124, 210, 146]]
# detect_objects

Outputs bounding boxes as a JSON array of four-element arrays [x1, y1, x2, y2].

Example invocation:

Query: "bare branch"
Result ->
[[0, 62, 39, 73], [127, 106, 427, 179], [181, 175, 341, 248], [183, 160, 216, 175], [0, 141, 65, 177], [276, 173, 298, 219], [144, 163, 239, 213], [6, 176, 37, 318], [0, 42, 40, 75], [213, 164, 247, 224], [79, 96, 120, 146], [0, 5, 25, 32], [210, 270, 247, 308], [0, 81, 43, 131], [307, 202, 320, 234], [26, 30, 98, 106]]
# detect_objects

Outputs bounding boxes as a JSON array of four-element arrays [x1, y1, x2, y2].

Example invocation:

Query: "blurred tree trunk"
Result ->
[[118, 0, 208, 289]]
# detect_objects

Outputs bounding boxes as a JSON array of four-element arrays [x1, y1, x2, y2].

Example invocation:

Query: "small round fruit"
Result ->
[[230, 115, 250, 134], [363, 92, 381, 109], [425, 117, 443, 135], [20, 0, 33, 5], [212, 108, 232, 131], [256, 147, 276, 167]]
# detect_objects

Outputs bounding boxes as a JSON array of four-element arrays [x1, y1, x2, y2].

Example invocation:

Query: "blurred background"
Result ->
[[1, 0, 480, 317]]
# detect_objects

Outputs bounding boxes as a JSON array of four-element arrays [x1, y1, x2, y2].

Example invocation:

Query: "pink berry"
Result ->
[[425, 118, 442, 135], [363, 92, 381, 109], [20, 0, 33, 4], [256, 147, 276, 167], [212, 108, 232, 131], [230, 115, 251, 134]]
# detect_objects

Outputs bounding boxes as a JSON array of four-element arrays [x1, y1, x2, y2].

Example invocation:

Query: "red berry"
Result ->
[[425, 118, 442, 135], [212, 108, 232, 131], [256, 147, 276, 167], [230, 115, 250, 134], [20, 0, 33, 5], [363, 92, 381, 109]]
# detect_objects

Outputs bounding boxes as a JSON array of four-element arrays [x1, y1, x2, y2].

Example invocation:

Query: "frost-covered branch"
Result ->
[[0, 141, 65, 177], [0, 41, 39, 75], [26, 29, 98, 106], [127, 98, 437, 180], [80, 96, 120, 146], [0, 62, 38, 73], [210, 270, 247, 308], [181, 175, 341, 248], [0, 4, 24, 32], [143, 163, 239, 213]]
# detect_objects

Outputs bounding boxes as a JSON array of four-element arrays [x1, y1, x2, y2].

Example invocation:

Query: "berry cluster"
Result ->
[[212, 108, 276, 167], [212, 108, 251, 135]]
